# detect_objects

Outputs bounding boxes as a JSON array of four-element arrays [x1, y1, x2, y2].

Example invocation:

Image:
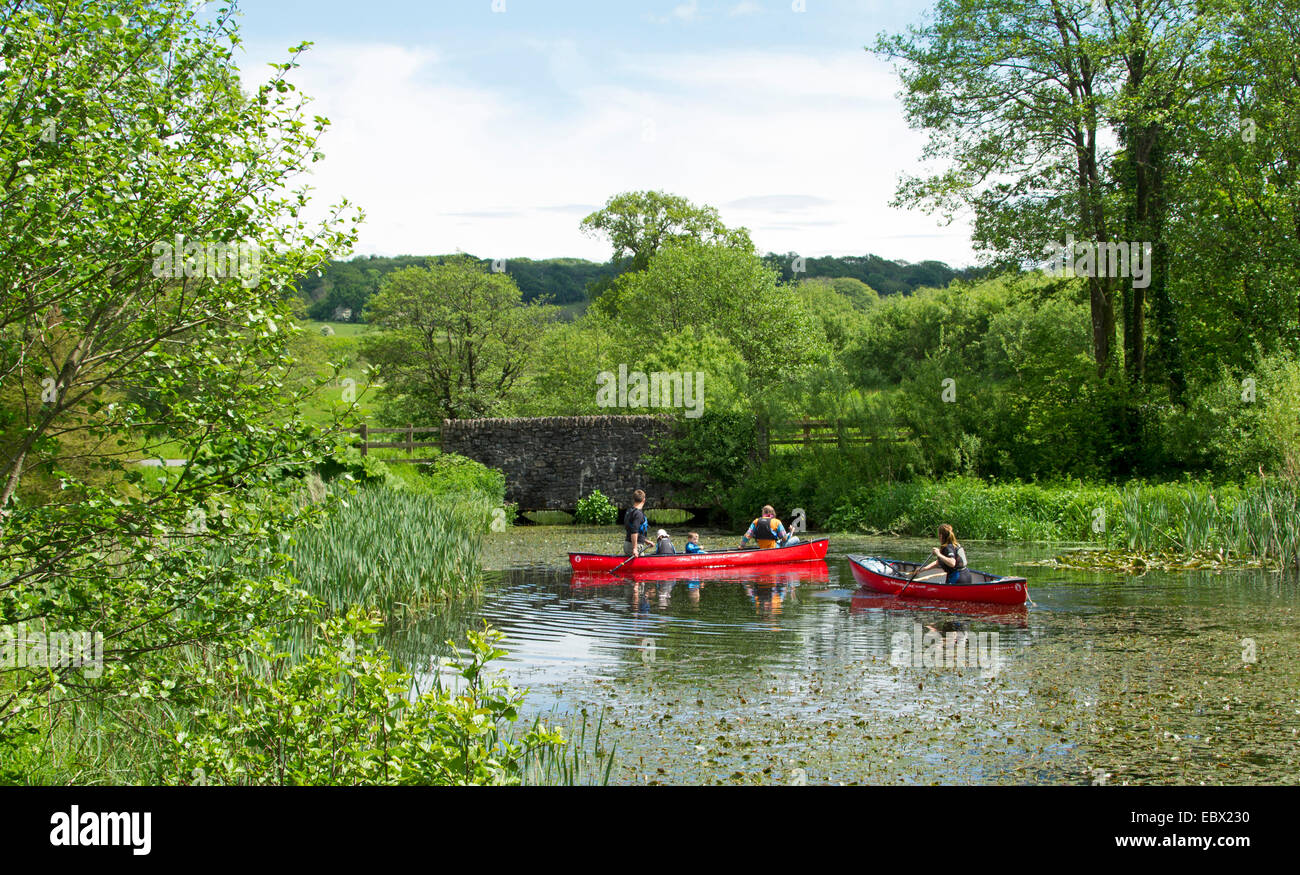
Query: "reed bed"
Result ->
[[828, 477, 1300, 568], [286, 485, 492, 618]]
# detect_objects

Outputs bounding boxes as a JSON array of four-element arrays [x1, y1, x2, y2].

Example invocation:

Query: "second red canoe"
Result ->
[[848, 554, 1029, 605]]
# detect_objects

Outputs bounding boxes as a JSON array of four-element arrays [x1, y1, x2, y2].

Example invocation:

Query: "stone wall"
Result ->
[[440, 415, 678, 511]]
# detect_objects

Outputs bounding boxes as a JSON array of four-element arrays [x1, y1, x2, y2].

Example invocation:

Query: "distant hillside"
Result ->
[[293, 254, 625, 322], [760, 252, 987, 295], [293, 251, 982, 322]]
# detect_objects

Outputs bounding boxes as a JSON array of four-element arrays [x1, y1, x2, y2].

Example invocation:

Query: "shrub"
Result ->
[[166, 612, 564, 785], [575, 489, 619, 525]]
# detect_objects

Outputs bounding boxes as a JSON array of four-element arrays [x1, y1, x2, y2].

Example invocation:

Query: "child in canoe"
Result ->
[[654, 529, 676, 554], [685, 532, 702, 554]]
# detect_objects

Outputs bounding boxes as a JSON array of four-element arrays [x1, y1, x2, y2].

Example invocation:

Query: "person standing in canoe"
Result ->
[[623, 489, 650, 557], [914, 523, 972, 584], [740, 505, 788, 549]]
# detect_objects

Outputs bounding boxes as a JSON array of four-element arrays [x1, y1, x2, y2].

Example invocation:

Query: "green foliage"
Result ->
[[762, 253, 984, 294], [276, 485, 491, 619], [574, 489, 619, 526], [581, 190, 751, 272], [511, 318, 618, 416], [411, 453, 507, 504], [296, 254, 621, 316], [0, 0, 361, 780], [645, 509, 693, 525], [522, 510, 575, 525], [167, 613, 563, 785], [642, 411, 759, 506], [823, 478, 1118, 542], [359, 257, 554, 422], [593, 239, 829, 379]]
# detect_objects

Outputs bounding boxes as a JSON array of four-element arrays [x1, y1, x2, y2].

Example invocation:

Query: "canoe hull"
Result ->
[[571, 560, 830, 587], [569, 538, 829, 572], [848, 555, 1029, 605]]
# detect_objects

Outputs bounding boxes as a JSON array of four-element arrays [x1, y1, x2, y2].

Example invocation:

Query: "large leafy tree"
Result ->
[[1171, 0, 1300, 381], [359, 258, 553, 422], [580, 190, 752, 272], [594, 238, 829, 381], [875, 0, 1219, 388], [0, 0, 356, 767]]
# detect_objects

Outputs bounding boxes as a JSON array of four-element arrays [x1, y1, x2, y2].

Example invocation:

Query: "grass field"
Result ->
[[306, 320, 372, 337]]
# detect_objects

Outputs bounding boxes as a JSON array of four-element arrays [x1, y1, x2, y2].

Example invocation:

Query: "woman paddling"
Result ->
[[914, 524, 972, 584]]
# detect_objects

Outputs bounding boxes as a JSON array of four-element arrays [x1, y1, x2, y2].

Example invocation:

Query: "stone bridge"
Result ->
[[440, 415, 679, 511]]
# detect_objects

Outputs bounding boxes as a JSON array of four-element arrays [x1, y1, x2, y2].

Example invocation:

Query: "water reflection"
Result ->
[[385, 534, 1300, 784]]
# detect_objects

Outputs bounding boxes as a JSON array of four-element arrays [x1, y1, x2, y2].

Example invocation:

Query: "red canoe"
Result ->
[[569, 538, 829, 572], [847, 555, 1029, 605], [571, 560, 830, 587]]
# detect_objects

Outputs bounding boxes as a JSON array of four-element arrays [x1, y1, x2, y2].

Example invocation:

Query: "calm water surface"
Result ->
[[389, 529, 1300, 785]]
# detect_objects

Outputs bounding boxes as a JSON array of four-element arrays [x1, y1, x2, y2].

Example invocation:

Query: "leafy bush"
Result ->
[[575, 489, 619, 525], [642, 410, 759, 505], [167, 612, 564, 785], [408, 452, 508, 504]]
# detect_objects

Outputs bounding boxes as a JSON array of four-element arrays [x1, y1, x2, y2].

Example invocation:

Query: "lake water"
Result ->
[[390, 529, 1300, 785]]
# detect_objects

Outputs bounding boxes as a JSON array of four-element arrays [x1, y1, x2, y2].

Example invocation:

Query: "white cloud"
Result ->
[[673, 1, 702, 21], [729, 1, 762, 15], [240, 40, 975, 266]]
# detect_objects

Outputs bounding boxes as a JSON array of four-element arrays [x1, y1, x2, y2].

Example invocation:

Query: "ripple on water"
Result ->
[[395, 531, 1300, 784]]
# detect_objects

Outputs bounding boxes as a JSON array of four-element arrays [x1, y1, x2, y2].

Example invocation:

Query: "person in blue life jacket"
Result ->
[[684, 532, 703, 554], [623, 489, 650, 556], [740, 505, 788, 549], [914, 523, 973, 584]]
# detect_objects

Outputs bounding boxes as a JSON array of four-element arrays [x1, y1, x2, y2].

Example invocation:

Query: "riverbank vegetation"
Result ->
[[0, 2, 572, 786]]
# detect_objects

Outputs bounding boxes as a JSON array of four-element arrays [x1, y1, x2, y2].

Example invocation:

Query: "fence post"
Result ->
[[359, 422, 368, 457], [407, 423, 414, 456], [802, 421, 810, 448]]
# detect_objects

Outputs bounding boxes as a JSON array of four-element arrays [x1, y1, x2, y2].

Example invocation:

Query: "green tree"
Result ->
[[581, 190, 752, 272], [0, 0, 356, 761], [592, 239, 828, 381], [359, 258, 553, 422], [875, 0, 1219, 387]]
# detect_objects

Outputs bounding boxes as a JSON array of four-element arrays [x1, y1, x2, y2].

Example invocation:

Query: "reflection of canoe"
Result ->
[[848, 555, 1029, 605], [569, 538, 829, 572], [849, 589, 1029, 626], [571, 561, 829, 588]]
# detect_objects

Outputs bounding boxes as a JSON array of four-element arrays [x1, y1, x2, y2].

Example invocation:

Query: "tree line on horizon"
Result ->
[[292, 249, 987, 321]]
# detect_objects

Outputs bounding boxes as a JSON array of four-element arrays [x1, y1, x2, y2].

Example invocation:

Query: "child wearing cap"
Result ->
[[654, 529, 676, 554]]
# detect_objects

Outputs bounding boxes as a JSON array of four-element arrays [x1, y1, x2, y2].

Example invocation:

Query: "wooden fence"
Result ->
[[345, 424, 440, 463], [763, 419, 912, 452]]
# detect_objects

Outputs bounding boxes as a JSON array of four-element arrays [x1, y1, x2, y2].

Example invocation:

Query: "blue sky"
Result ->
[[230, 0, 974, 266]]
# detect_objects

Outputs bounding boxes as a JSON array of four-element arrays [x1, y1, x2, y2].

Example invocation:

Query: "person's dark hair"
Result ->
[[633, 489, 646, 503]]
